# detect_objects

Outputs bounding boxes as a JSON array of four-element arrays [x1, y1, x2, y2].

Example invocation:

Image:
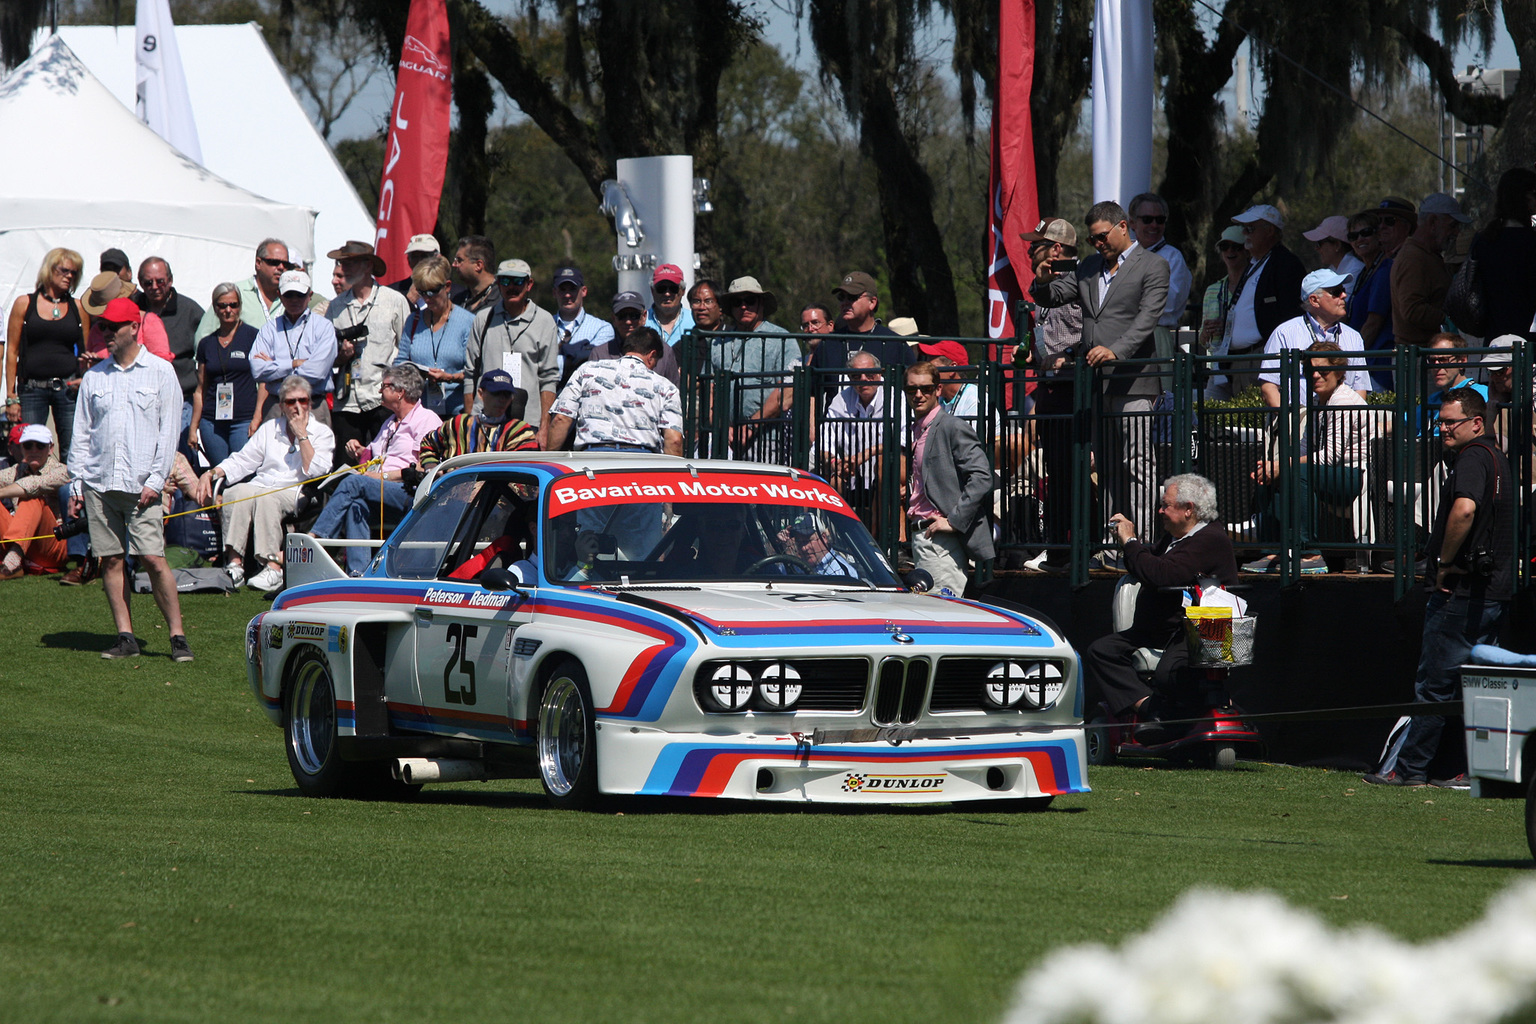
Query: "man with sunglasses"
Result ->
[[1031, 200, 1170, 544], [1391, 193, 1472, 350], [1220, 205, 1306, 397], [1366, 387, 1511, 787], [550, 265, 613, 387], [464, 258, 559, 447], [195, 375, 335, 593], [711, 277, 798, 437], [1344, 211, 1396, 388], [904, 361, 993, 596], [1129, 192, 1192, 337], [644, 264, 695, 350], [194, 238, 323, 339], [326, 241, 410, 452], [67, 297, 192, 661], [0, 424, 70, 579], [1256, 268, 1372, 409]]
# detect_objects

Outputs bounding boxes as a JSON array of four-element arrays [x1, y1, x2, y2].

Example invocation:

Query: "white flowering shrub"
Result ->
[[1004, 878, 1536, 1024]]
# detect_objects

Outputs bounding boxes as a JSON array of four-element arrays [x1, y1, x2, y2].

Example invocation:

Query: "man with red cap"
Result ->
[[917, 339, 976, 418], [645, 264, 695, 349], [68, 298, 191, 660]]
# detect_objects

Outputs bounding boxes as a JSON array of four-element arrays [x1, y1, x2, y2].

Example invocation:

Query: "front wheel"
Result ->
[[284, 647, 355, 797], [537, 660, 599, 810], [1086, 717, 1117, 766]]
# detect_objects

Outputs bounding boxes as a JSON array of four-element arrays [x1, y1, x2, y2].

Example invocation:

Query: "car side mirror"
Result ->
[[479, 567, 526, 592], [903, 568, 934, 594]]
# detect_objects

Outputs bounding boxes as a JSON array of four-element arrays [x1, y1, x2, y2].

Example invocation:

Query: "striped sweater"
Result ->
[[418, 415, 538, 468]]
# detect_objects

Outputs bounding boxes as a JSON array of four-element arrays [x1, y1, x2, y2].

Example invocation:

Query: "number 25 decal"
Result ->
[[443, 623, 478, 705]]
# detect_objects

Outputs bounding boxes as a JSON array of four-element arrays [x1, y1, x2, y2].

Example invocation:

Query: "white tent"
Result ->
[[0, 35, 316, 358], [55, 23, 378, 294]]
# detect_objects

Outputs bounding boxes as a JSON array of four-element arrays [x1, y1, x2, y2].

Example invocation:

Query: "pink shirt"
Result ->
[[361, 401, 443, 473], [907, 405, 941, 520]]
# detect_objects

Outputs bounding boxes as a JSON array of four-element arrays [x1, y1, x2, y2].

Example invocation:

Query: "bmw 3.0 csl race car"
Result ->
[[247, 453, 1088, 808]]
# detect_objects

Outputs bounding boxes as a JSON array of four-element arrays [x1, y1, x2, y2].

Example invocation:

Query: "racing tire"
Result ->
[[1086, 716, 1116, 766], [537, 659, 600, 810], [1210, 744, 1238, 771], [1525, 769, 1536, 862], [283, 647, 419, 800]]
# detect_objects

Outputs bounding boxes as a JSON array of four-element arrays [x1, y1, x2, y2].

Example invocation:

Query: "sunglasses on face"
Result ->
[[1088, 227, 1117, 244], [259, 257, 295, 270], [214, 301, 240, 310], [97, 321, 129, 335], [420, 286, 446, 299], [20, 441, 50, 451], [615, 310, 644, 321], [904, 383, 937, 395], [653, 283, 681, 296], [1218, 244, 1244, 254], [1380, 216, 1400, 228], [1137, 215, 1167, 225], [283, 397, 311, 407], [1322, 286, 1347, 297], [56, 266, 81, 277], [801, 320, 826, 331], [1347, 228, 1377, 240], [731, 297, 759, 308], [497, 276, 529, 289]]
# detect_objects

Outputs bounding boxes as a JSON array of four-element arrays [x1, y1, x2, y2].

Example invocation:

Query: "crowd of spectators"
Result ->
[[2, 169, 1533, 652]]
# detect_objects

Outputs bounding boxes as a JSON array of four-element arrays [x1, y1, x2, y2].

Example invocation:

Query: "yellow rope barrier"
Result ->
[[5, 457, 386, 547]]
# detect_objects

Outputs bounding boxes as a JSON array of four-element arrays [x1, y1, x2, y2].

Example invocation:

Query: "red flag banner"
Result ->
[[374, 0, 452, 283], [986, 0, 1039, 402]]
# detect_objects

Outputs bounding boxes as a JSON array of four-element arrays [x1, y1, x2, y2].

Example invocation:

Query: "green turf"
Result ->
[[0, 578, 1529, 1023]]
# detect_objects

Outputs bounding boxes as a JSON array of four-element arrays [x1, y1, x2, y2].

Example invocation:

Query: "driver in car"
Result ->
[[1081, 473, 1237, 735], [777, 513, 858, 577]]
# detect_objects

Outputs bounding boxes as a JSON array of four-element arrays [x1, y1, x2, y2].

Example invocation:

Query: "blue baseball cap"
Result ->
[[553, 265, 584, 288], [1300, 268, 1352, 298], [479, 369, 517, 393]]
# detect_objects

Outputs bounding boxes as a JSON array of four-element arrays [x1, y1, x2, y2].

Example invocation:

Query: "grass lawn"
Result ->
[[1, 577, 1530, 1023]]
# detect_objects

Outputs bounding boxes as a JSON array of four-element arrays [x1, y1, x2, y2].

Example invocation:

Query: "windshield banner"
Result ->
[[548, 471, 855, 516]]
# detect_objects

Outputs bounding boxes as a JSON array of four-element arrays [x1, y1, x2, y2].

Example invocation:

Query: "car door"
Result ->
[[406, 473, 540, 742]]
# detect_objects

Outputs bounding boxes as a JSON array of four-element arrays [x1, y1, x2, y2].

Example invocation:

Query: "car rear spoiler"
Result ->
[[283, 533, 350, 588]]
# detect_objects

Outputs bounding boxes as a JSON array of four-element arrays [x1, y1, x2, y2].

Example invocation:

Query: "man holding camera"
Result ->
[[1365, 387, 1512, 787], [327, 241, 409, 451]]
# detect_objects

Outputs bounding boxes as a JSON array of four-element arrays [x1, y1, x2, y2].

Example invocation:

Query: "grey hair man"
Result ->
[[1127, 192, 1192, 333]]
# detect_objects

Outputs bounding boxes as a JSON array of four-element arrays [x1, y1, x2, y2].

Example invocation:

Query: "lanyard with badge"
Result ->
[[214, 338, 236, 420]]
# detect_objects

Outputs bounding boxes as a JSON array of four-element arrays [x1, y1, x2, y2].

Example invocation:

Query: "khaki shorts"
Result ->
[[84, 486, 166, 558]]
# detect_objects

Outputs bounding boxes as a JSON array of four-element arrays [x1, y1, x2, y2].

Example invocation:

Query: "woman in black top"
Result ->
[[188, 283, 260, 464], [5, 248, 89, 455]]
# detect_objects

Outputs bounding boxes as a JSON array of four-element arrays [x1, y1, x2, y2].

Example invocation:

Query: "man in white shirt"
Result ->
[[196, 374, 336, 593], [1129, 192, 1192, 338], [68, 297, 192, 662], [817, 350, 907, 524], [250, 270, 339, 410], [326, 241, 410, 451]]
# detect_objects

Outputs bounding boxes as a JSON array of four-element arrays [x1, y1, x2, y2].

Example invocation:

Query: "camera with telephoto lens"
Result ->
[[54, 517, 89, 540], [334, 323, 369, 343]]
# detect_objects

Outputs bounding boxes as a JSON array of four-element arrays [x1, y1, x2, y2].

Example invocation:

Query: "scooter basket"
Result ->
[[1184, 607, 1256, 666]]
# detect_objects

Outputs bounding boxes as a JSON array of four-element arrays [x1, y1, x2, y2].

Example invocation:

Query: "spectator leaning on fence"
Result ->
[[1257, 268, 1372, 408], [1421, 332, 1489, 437], [713, 276, 799, 431], [1366, 386, 1512, 787], [68, 297, 192, 662], [1030, 200, 1170, 546], [817, 350, 906, 522], [904, 360, 993, 597], [196, 374, 335, 593]]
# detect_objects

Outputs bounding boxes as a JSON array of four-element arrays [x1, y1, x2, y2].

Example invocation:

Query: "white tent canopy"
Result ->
[[55, 23, 378, 294], [0, 35, 316, 355]]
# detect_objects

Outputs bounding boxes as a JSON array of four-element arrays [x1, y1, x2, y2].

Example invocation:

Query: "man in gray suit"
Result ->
[[1031, 200, 1171, 547], [905, 361, 995, 596]]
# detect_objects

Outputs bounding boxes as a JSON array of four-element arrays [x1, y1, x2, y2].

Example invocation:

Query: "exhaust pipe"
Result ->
[[392, 758, 487, 785]]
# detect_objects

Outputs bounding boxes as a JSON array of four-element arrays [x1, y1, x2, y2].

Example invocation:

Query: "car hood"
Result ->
[[612, 586, 1045, 642]]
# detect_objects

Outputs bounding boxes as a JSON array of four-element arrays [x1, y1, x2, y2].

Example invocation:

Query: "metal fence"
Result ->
[[679, 330, 1533, 596]]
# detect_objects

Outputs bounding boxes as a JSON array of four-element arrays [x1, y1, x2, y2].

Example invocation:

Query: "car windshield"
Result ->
[[543, 468, 901, 587]]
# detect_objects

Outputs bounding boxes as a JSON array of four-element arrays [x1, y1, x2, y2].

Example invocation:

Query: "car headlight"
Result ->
[[706, 664, 755, 712], [756, 662, 802, 711], [983, 660, 1030, 709], [1020, 661, 1066, 709]]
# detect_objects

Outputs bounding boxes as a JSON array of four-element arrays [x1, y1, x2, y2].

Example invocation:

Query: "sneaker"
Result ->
[[1299, 555, 1329, 574], [247, 566, 284, 593], [224, 561, 245, 588], [169, 635, 194, 663], [101, 633, 140, 659], [1092, 551, 1125, 572], [1361, 770, 1427, 787], [1241, 555, 1276, 574], [1429, 774, 1470, 790]]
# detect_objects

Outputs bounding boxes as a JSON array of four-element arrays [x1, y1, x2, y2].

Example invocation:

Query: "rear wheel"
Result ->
[[1210, 744, 1238, 771], [537, 660, 599, 810]]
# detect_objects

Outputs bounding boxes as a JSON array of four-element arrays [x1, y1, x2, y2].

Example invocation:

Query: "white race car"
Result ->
[[247, 453, 1088, 807]]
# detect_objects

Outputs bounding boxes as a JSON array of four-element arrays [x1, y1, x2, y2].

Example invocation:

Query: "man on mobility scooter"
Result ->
[[1083, 473, 1256, 766]]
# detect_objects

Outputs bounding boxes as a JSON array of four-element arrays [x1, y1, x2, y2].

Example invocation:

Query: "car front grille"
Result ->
[[693, 658, 869, 714], [872, 657, 928, 726]]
